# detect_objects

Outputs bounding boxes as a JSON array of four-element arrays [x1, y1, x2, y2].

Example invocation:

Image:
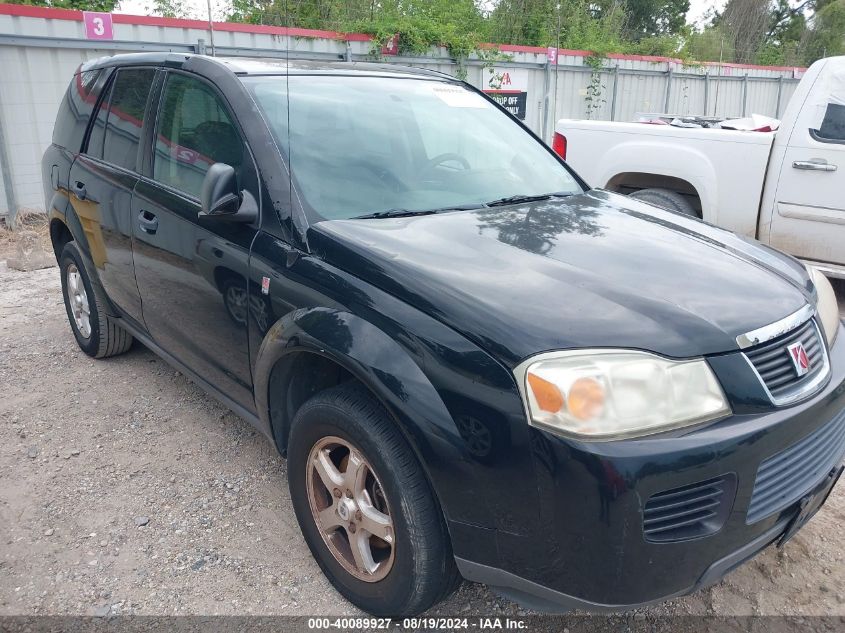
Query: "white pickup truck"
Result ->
[[554, 56, 845, 278]]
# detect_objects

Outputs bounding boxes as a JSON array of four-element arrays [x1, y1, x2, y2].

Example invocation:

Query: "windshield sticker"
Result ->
[[431, 85, 489, 109]]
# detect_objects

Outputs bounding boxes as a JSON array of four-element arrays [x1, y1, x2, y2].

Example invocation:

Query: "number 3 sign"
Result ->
[[83, 12, 114, 40]]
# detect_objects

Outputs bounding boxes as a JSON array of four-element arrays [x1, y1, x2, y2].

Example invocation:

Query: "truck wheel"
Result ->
[[60, 241, 133, 358], [629, 188, 698, 217], [287, 383, 460, 616]]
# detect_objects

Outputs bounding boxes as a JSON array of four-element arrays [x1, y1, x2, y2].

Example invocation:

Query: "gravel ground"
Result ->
[[0, 259, 844, 618]]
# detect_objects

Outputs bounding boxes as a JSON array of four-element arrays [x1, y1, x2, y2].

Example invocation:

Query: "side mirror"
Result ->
[[199, 163, 257, 223]]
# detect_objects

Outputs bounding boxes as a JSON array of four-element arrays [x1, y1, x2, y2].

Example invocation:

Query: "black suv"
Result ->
[[43, 53, 844, 616]]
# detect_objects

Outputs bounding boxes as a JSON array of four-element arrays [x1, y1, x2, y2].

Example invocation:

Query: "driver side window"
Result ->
[[154, 73, 244, 198]]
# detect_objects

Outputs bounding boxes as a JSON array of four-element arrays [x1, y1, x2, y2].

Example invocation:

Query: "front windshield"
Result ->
[[244, 75, 583, 220]]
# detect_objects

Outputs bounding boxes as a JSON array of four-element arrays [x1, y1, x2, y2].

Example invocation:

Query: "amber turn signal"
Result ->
[[527, 372, 564, 413]]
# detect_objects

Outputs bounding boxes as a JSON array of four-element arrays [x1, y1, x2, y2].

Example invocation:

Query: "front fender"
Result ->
[[254, 306, 462, 465], [252, 305, 540, 563]]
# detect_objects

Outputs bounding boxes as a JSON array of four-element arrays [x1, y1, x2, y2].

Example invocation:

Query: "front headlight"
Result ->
[[807, 265, 840, 347], [515, 350, 731, 441]]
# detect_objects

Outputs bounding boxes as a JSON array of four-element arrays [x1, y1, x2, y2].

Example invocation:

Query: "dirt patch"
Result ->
[[0, 264, 843, 618], [0, 212, 51, 262]]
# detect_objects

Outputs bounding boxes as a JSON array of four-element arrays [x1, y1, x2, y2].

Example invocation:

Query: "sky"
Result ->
[[115, 0, 726, 31], [688, 0, 725, 26]]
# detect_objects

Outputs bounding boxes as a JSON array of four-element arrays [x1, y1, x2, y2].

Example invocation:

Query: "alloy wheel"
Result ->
[[306, 436, 395, 582], [66, 264, 91, 339]]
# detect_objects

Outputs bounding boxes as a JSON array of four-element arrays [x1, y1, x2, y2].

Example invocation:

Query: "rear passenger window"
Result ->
[[85, 80, 111, 160], [815, 103, 845, 143], [102, 68, 156, 170], [154, 73, 243, 198], [53, 69, 103, 151]]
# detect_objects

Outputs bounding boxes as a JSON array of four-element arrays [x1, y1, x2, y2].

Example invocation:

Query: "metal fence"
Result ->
[[0, 4, 805, 223]]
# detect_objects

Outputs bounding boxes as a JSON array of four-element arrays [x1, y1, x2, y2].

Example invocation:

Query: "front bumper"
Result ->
[[455, 323, 845, 612], [457, 514, 791, 612]]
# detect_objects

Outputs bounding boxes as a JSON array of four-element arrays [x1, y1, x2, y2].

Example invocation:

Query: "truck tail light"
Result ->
[[552, 132, 567, 160]]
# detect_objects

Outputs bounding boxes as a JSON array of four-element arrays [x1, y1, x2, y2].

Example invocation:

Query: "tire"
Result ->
[[287, 383, 460, 616], [59, 241, 133, 358], [628, 187, 698, 217]]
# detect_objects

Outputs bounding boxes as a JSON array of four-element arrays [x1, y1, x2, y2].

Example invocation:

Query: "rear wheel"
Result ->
[[287, 383, 460, 616], [60, 242, 133, 358], [628, 187, 698, 217]]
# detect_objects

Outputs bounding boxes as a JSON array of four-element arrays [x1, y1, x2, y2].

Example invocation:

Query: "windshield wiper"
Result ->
[[352, 195, 573, 218], [352, 208, 437, 220], [485, 192, 574, 207], [352, 203, 485, 220]]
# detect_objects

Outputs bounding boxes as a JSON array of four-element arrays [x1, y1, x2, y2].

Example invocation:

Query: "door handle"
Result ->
[[72, 181, 87, 200], [792, 159, 837, 172], [138, 210, 159, 234]]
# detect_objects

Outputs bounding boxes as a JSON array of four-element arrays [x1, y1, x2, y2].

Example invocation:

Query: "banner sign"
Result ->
[[83, 12, 114, 40], [483, 67, 529, 120], [381, 33, 400, 56]]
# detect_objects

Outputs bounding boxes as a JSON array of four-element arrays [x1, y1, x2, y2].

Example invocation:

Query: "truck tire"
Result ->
[[287, 383, 461, 616], [60, 241, 133, 359], [629, 188, 698, 217]]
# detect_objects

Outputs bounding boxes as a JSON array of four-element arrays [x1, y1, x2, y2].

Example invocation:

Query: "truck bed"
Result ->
[[555, 120, 777, 237]]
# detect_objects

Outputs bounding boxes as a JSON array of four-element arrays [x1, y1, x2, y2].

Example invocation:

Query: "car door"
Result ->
[[131, 70, 259, 410], [68, 67, 157, 327], [768, 61, 845, 268]]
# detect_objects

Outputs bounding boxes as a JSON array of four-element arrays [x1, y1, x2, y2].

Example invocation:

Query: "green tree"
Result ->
[[684, 25, 735, 62], [5, 0, 118, 11], [488, 0, 631, 52], [488, 0, 556, 46], [230, 0, 487, 59], [146, 0, 191, 18], [621, 0, 690, 41], [717, 0, 771, 63], [222, 0, 844, 68], [689, 0, 827, 66], [803, 0, 845, 61]]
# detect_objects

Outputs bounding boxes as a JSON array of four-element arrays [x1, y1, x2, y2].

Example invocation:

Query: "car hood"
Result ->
[[309, 189, 813, 367]]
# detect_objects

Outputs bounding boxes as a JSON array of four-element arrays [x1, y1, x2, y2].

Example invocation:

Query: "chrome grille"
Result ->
[[643, 475, 735, 542], [744, 318, 829, 405], [747, 409, 845, 523]]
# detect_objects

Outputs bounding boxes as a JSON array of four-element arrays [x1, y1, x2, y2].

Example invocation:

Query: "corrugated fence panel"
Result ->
[[668, 75, 707, 116], [613, 72, 668, 120], [746, 80, 781, 117], [551, 67, 595, 120], [778, 81, 800, 117], [525, 66, 549, 133], [0, 7, 806, 217], [709, 78, 746, 118]]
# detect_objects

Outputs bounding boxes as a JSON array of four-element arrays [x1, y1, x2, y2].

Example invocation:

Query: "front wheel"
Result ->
[[287, 383, 460, 616]]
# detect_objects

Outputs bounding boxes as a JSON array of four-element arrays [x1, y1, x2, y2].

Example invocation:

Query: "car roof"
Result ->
[[78, 52, 453, 81], [218, 57, 452, 79]]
